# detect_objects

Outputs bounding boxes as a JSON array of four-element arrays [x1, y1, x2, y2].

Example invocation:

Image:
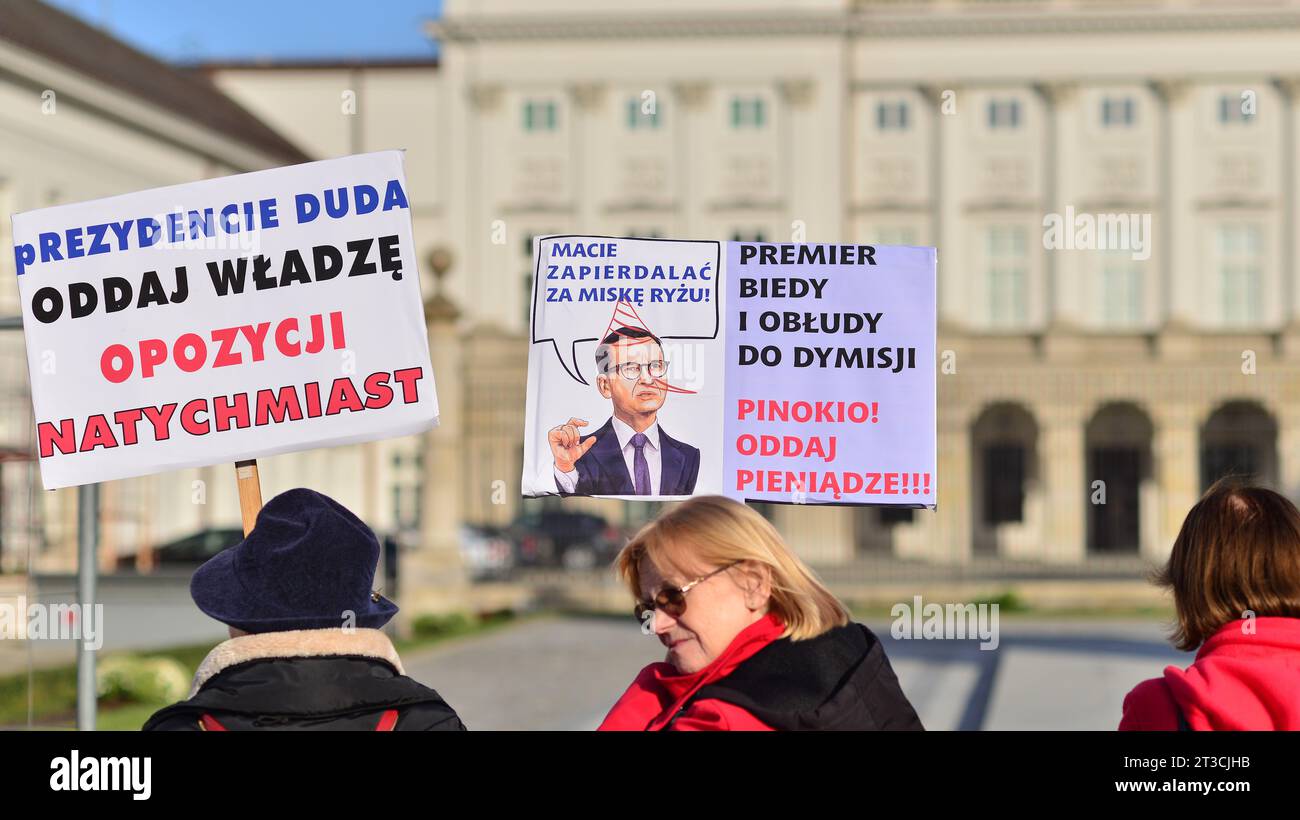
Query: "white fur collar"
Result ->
[[189, 628, 404, 698]]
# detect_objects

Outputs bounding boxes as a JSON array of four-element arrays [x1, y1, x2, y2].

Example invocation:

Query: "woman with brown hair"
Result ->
[[598, 495, 922, 731], [1120, 479, 1300, 730]]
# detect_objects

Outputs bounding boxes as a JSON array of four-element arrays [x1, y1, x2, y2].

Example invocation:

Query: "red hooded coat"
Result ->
[[1119, 616, 1300, 731]]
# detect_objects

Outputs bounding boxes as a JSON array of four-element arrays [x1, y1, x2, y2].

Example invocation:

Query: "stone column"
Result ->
[[1151, 403, 1199, 562], [899, 412, 971, 564], [774, 505, 854, 565], [1039, 406, 1087, 563], [465, 82, 503, 322], [1276, 404, 1300, 499], [673, 81, 711, 236], [928, 84, 969, 330], [1037, 82, 1085, 329], [1277, 78, 1300, 354], [570, 82, 605, 231], [400, 252, 470, 623], [920, 84, 948, 262], [776, 77, 819, 239], [1152, 80, 1198, 329]]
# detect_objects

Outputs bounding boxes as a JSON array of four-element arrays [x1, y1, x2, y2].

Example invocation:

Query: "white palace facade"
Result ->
[[13, 0, 1300, 571]]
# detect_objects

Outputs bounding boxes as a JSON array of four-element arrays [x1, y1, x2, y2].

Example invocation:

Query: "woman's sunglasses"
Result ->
[[634, 561, 741, 624]]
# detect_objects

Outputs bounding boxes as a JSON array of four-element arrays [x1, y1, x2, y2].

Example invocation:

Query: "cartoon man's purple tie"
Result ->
[[630, 433, 651, 495]]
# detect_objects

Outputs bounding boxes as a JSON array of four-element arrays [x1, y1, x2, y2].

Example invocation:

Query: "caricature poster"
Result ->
[[522, 236, 724, 499], [521, 235, 936, 508]]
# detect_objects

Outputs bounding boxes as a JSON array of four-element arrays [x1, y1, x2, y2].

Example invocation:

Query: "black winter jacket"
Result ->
[[142, 628, 464, 731], [671, 622, 924, 731]]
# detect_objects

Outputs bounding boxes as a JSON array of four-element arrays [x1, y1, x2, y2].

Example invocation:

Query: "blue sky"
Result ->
[[46, 0, 443, 63]]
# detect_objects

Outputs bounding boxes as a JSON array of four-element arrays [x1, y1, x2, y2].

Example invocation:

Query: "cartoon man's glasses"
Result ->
[[605, 360, 669, 381]]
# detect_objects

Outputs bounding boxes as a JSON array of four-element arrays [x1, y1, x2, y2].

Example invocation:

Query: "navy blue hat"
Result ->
[[190, 488, 398, 633]]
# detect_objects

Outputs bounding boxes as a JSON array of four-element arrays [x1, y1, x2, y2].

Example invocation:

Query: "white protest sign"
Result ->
[[521, 236, 936, 507], [12, 151, 438, 490]]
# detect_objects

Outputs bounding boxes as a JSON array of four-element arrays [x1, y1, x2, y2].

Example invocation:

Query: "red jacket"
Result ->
[[1120, 616, 1300, 731], [599, 613, 785, 731]]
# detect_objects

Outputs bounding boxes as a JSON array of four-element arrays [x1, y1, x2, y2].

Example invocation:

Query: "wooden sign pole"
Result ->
[[235, 459, 264, 536]]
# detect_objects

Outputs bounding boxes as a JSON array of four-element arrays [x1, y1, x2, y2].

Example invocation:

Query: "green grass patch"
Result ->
[[97, 702, 167, 732], [971, 591, 1030, 613]]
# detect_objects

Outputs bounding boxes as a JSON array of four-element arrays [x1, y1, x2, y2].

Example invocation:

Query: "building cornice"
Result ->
[[852, 8, 1300, 39], [427, 13, 849, 42], [428, 7, 1300, 42], [848, 201, 933, 214], [603, 199, 679, 214], [190, 58, 439, 72]]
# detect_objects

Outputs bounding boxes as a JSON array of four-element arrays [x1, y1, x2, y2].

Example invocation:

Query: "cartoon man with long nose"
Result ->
[[550, 326, 700, 496]]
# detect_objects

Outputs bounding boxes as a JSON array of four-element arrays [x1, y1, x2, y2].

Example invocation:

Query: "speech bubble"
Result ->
[[530, 236, 721, 385]]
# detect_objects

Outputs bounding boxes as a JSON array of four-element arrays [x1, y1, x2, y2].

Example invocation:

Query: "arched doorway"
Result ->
[[971, 403, 1039, 556], [1200, 401, 1278, 490], [1085, 403, 1153, 554]]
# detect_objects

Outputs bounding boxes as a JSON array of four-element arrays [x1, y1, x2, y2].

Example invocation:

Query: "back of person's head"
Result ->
[[1157, 478, 1300, 650], [190, 487, 397, 634], [615, 494, 849, 640]]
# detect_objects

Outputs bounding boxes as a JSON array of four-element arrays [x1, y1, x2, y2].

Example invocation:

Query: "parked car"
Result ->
[[120, 517, 540, 581], [116, 527, 243, 570], [458, 524, 515, 580], [504, 510, 626, 570]]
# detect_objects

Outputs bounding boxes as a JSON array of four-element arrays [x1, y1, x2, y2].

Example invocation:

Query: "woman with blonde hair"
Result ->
[[598, 495, 922, 731]]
